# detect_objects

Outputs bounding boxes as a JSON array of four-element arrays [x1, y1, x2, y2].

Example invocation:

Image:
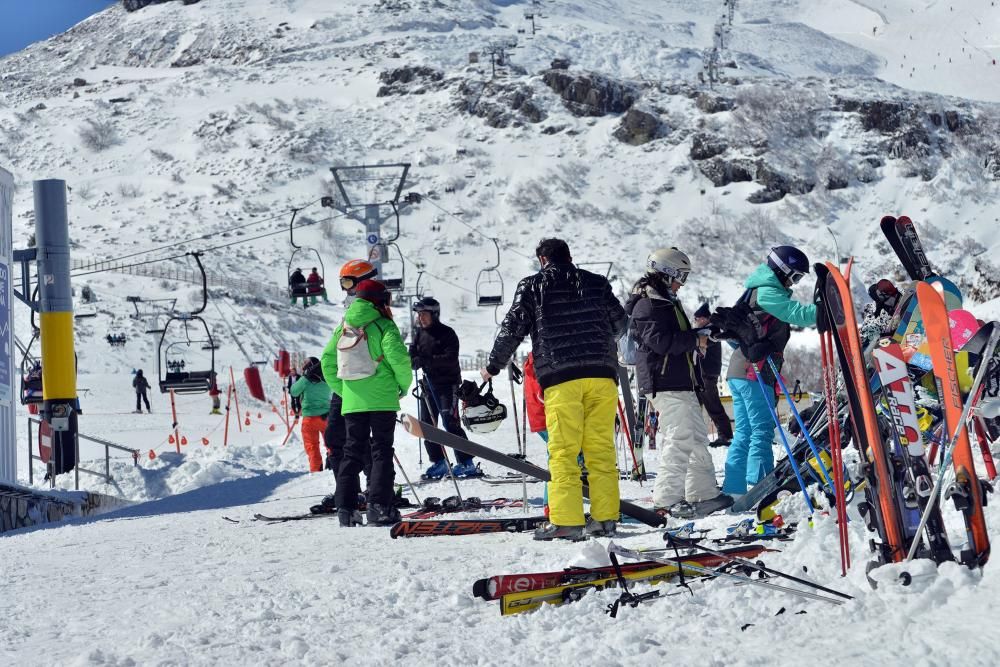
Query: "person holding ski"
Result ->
[[409, 296, 478, 478], [321, 279, 412, 527], [290, 357, 331, 473], [312, 260, 379, 516], [482, 238, 627, 541], [694, 302, 733, 447], [718, 246, 817, 499], [132, 369, 151, 414], [627, 249, 732, 519]]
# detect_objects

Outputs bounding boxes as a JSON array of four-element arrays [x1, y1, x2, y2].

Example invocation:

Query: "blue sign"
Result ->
[[367, 233, 379, 245]]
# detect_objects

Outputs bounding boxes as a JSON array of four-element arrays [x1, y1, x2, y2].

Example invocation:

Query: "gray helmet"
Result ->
[[646, 247, 691, 285]]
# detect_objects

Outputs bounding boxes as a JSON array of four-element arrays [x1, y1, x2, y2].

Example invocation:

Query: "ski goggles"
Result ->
[[340, 276, 357, 290], [658, 267, 689, 285], [789, 270, 806, 285]]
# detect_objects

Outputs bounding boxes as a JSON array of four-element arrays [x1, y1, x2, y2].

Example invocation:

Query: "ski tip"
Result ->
[[400, 414, 424, 439], [879, 215, 897, 226]]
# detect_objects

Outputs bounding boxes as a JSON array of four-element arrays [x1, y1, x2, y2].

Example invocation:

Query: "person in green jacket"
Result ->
[[289, 358, 331, 473], [722, 246, 817, 497], [321, 280, 412, 527]]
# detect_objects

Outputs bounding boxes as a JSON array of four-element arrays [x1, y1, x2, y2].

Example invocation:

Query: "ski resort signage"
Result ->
[[0, 166, 15, 483]]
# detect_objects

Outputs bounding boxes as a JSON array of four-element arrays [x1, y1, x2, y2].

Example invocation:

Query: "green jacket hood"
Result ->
[[745, 264, 788, 294], [345, 298, 382, 327]]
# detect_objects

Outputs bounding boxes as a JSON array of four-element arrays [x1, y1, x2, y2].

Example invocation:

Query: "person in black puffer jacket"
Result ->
[[626, 248, 731, 519], [482, 238, 627, 541], [409, 296, 477, 477]]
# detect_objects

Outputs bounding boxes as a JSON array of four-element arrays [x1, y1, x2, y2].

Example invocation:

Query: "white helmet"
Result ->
[[457, 379, 508, 434], [646, 247, 691, 285]]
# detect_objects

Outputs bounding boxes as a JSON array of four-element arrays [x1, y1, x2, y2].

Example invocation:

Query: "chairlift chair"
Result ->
[[476, 238, 504, 307], [157, 316, 216, 394], [380, 242, 406, 291], [19, 330, 43, 405]]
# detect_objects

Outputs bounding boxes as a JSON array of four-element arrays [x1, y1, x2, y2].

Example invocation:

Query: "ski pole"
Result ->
[[820, 331, 851, 574], [767, 356, 834, 490], [973, 417, 997, 481], [393, 452, 422, 506], [418, 375, 463, 502], [617, 400, 642, 481], [905, 326, 1000, 561], [506, 361, 529, 514], [752, 368, 814, 514]]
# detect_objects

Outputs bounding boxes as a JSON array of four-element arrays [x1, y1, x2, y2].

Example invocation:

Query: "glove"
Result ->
[[324, 452, 336, 471], [508, 362, 523, 384]]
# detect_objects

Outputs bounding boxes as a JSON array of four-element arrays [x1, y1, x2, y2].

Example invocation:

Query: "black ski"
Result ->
[[880, 215, 933, 280], [400, 415, 666, 527], [252, 512, 338, 523]]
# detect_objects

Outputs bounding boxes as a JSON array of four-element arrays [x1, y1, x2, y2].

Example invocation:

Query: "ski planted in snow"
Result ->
[[815, 262, 909, 568], [917, 282, 991, 567]]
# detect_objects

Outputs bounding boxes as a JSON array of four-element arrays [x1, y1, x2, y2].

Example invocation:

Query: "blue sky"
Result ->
[[0, 0, 115, 58]]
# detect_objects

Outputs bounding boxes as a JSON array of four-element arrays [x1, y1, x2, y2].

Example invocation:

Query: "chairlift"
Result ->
[[157, 253, 217, 394], [19, 330, 43, 405], [287, 208, 327, 303], [379, 242, 406, 291], [476, 238, 504, 307]]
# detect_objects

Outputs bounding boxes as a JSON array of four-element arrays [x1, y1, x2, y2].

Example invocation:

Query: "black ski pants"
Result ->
[[336, 411, 396, 510], [325, 394, 372, 481], [418, 379, 471, 464], [136, 389, 150, 412], [699, 375, 733, 440]]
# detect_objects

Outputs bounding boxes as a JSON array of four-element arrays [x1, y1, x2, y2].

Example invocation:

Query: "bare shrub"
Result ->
[[150, 148, 174, 162], [79, 119, 121, 151], [118, 182, 143, 199]]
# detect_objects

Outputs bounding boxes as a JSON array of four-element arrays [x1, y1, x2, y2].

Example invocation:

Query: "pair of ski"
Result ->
[[403, 496, 523, 520]]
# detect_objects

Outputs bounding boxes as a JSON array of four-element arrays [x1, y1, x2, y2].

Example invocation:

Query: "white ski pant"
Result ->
[[648, 392, 719, 508]]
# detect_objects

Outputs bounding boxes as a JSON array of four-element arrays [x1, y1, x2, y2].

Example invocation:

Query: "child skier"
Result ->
[[290, 357, 331, 473]]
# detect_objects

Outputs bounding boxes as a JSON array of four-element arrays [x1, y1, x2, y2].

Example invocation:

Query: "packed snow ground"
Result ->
[[3, 0, 1000, 664]]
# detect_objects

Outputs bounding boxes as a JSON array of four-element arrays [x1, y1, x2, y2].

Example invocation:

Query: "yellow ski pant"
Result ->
[[544, 377, 620, 525]]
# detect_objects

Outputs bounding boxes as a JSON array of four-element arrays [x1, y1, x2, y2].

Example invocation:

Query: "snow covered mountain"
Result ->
[[3, 2, 1000, 664]]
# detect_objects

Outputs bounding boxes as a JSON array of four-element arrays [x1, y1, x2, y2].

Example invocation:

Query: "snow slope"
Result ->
[[1, 1, 1000, 664]]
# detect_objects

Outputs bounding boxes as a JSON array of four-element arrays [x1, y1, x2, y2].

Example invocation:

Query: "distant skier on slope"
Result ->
[[626, 248, 732, 519], [481, 238, 627, 541], [717, 246, 817, 500], [409, 296, 478, 478], [133, 369, 151, 414]]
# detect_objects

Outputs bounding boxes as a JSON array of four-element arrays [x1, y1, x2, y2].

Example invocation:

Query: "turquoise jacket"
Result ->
[[744, 264, 817, 327], [320, 299, 412, 414], [289, 376, 331, 417]]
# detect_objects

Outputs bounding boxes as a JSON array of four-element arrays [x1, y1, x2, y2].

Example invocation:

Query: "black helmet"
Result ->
[[413, 296, 441, 316], [766, 246, 810, 285]]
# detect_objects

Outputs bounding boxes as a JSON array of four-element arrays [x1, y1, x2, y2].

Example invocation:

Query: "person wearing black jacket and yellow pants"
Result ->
[[482, 238, 627, 541]]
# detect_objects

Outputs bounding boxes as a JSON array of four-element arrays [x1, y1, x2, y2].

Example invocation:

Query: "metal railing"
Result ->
[[71, 258, 286, 300], [27, 417, 140, 490]]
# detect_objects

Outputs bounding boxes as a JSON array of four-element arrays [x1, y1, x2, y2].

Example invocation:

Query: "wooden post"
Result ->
[[223, 384, 233, 447], [170, 389, 180, 454], [230, 366, 243, 432]]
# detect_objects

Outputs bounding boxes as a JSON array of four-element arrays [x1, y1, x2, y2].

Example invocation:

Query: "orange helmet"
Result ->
[[339, 259, 377, 291]]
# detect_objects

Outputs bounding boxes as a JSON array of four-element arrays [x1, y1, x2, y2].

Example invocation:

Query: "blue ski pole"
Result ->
[[752, 367, 815, 514], [766, 356, 835, 492]]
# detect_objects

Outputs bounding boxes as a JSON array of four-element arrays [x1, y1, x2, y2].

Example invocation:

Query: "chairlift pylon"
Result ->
[[476, 238, 504, 307]]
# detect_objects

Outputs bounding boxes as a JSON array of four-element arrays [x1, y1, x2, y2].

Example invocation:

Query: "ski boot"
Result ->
[[338, 509, 365, 527], [452, 461, 483, 478], [367, 503, 402, 527], [421, 459, 450, 480], [533, 522, 585, 542], [584, 517, 617, 538], [690, 494, 734, 518], [310, 494, 338, 515]]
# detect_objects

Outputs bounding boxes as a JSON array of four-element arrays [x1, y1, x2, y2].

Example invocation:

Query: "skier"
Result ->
[[321, 279, 412, 527], [287, 367, 302, 417], [694, 302, 733, 447], [859, 279, 901, 350], [289, 267, 307, 308], [289, 357, 331, 473], [209, 374, 222, 415], [523, 353, 547, 442], [132, 369, 151, 414], [312, 260, 377, 515], [481, 238, 627, 540], [306, 267, 328, 305], [627, 249, 732, 519], [409, 296, 478, 478], [720, 246, 817, 499]]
